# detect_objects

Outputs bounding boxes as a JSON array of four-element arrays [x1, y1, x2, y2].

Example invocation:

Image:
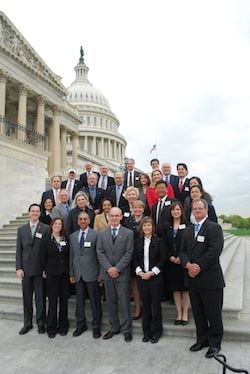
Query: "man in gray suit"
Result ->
[[16, 203, 49, 335], [69, 212, 102, 338], [97, 207, 134, 342], [51, 189, 70, 228]]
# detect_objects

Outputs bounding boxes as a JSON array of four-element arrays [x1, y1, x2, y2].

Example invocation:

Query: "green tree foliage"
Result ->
[[219, 214, 250, 229]]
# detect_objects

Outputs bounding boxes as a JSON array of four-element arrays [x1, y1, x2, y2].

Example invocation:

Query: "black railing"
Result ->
[[0, 115, 46, 149], [214, 354, 249, 374]]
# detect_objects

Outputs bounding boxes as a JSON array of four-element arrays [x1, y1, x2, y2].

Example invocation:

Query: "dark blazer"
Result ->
[[61, 179, 82, 200], [97, 175, 115, 190], [105, 184, 127, 209], [97, 225, 134, 281], [42, 236, 69, 276], [39, 212, 52, 226], [133, 236, 166, 273], [124, 170, 141, 188], [83, 186, 104, 211], [66, 206, 95, 234], [16, 222, 49, 276], [172, 178, 190, 205], [79, 171, 100, 188], [185, 204, 218, 224], [69, 228, 99, 282], [160, 221, 187, 258], [179, 218, 225, 289], [152, 197, 177, 234]]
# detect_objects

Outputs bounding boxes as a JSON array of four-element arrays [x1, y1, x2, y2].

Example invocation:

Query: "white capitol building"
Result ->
[[0, 11, 127, 226]]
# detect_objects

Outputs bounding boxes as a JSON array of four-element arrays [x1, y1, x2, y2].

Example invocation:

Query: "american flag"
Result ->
[[149, 144, 157, 153]]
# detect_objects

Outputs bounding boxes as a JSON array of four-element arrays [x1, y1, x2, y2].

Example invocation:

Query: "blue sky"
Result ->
[[1, 0, 250, 216]]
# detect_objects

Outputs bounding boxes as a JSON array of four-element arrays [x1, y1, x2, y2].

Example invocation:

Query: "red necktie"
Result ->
[[179, 180, 183, 193]]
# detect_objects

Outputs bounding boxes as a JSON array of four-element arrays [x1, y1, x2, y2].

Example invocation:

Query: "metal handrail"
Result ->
[[0, 115, 46, 149], [214, 354, 249, 374]]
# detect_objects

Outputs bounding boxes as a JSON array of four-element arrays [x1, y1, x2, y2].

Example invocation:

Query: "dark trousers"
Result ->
[[75, 279, 102, 330], [189, 287, 224, 348], [104, 280, 132, 333], [46, 274, 69, 334], [137, 275, 163, 338], [22, 275, 45, 328]]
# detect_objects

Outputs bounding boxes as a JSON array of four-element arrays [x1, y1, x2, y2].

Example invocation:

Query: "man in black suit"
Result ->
[[61, 169, 81, 204], [161, 162, 178, 186], [83, 173, 104, 213], [172, 163, 189, 205], [105, 171, 128, 211], [40, 175, 62, 208], [179, 198, 225, 359], [124, 158, 140, 188], [152, 180, 176, 234], [80, 161, 100, 188], [16, 203, 49, 335], [97, 165, 115, 190]]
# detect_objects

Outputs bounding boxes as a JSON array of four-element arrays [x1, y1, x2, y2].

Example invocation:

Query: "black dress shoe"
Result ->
[[103, 330, 120, 340], [181, 319, 189, 326], [38, 326, 46, 334], [19, 325, 33, 335], [48, 333, 56, 339], [59, 331, 68, 336], [73, 326, 87, 337], [174, 319, 182, 325], [190, 341, 209, 352], [142, 336, 150, 343], [151, 336, 160, 344], [124, 332, 132, 342], [93, 329, 101, 339], [205, 347, 220, 358]]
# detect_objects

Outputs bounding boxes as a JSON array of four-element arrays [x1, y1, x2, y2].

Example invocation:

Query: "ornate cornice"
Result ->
[[0, 11, 68, 96]]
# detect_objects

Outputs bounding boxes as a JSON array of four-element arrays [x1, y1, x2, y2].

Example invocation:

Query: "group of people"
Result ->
[[16, 158, 225, 358]]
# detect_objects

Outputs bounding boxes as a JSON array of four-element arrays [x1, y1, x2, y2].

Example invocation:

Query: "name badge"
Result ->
[[179, 224, 186, 230], [84, 242, 91, 247], [184, 186, 189, 191], [124, 212, 130, 217], [60, 241, 66, 246], [35, 232, 42, 239], [135, 176, 139, 180], [165, 201, 171, 206], [197, 235, 205, 242]]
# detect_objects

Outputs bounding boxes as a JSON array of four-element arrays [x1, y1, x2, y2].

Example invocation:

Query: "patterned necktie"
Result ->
[[194, 223, 200, 238], [55, 190, 60, 205], [112, 228, 117, 243], [67, 179, 73, 198], [101, 176, 105, 190], [129, 172, 132, 186], [31, 224, 36, 238], [179, 180, 183, 193]]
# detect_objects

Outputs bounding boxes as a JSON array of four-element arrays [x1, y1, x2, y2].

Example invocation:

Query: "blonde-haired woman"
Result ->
[[123, 186, 139, 218], [66, 191, 95, 234]]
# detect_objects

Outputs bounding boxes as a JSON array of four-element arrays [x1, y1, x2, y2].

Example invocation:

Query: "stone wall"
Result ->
[[0, 135, 49, 227]]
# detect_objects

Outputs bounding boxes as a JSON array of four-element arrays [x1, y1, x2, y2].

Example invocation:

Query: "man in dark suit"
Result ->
[[97, 165, 115, 190], [105, 171, 128, 210], [16, 203, 49, 335], [97, 207, 134, 342], [83, 173, 104, 213], [152, 180, 176, 234], [179, 198, 225, 359], [161, 162, 178, 186], [172, 163, 190, 205], [124, 158, 140, 188], [69, 212, 102, 339], [79, 161, 100, 188], [61, 169, 81, 204], [40, 175, 62, 208]]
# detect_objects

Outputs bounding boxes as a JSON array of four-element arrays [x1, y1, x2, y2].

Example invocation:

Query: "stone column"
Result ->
[[108, 139, 112, 159], [72, 133, 78, 170], [118, 142, 121, 162], [114, 141, 117, 160], [92, 136, 96, 155], [36, 96, 46, 149], [84, 136, 88, 152], [52, 106, 61, 174], [61, 126, 67, 171], [48, 121, 53, 176], [0, 72, 7, 135], [17, 85, 28, 141], [121, 144, 125, 163], [101, 137, 104, 158]]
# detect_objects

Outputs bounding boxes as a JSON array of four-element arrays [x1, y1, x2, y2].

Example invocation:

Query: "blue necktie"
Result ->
[[194, 223, 200, 238], [112, 228, 117, 243]]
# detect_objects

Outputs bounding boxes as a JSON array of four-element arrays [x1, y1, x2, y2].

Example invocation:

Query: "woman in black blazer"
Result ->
[[160, 202, 189, 325], [42, 217, 69, 338], [134, 217, 166, 343], [185, 185, 217, 224], [40, 197, 53, 225]]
